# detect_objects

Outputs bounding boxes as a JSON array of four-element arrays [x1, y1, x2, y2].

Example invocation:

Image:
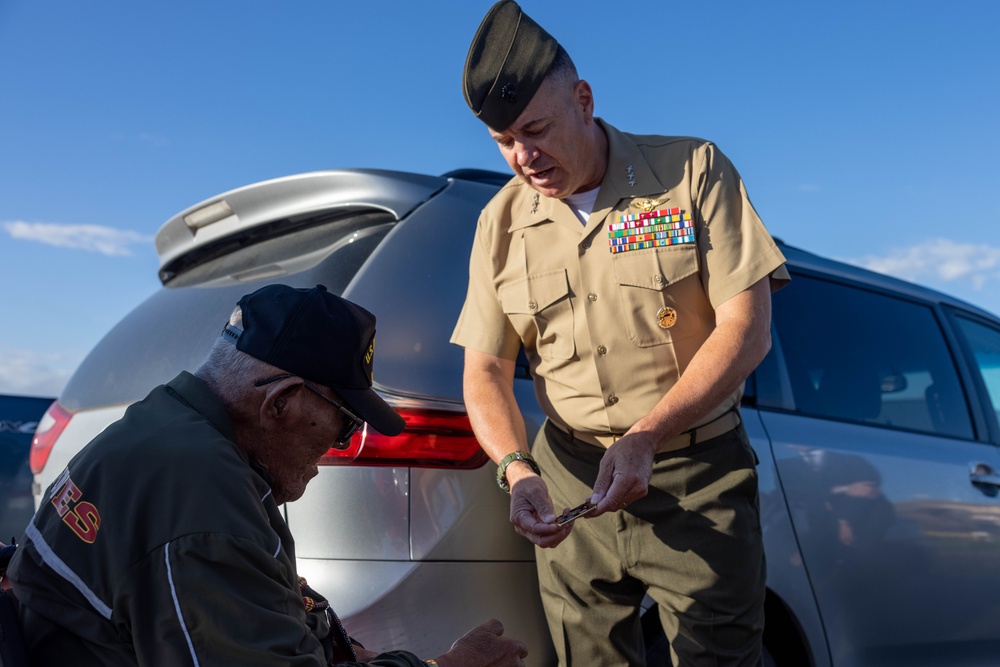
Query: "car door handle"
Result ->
[[970, 463, 1000, 493], [971, 473, 1000, 487]]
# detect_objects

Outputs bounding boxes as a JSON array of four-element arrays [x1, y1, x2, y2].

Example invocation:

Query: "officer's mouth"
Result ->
[[527, 167, 556, 184]]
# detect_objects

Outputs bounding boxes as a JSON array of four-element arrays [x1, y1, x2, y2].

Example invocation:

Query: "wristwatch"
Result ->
[[496, 451, 541, 494]]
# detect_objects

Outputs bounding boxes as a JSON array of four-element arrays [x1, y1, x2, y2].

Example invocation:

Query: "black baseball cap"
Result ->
[[222, 284, 405, 437]]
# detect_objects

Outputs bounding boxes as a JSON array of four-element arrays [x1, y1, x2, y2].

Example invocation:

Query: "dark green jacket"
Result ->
[[9, 372, 425, 666]]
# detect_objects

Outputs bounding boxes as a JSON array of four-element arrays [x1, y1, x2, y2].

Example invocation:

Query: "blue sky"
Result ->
[[1, 0, 998, 398]]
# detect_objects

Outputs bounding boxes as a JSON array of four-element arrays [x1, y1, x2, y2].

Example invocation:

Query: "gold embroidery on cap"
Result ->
[[656, 306, 677, 329]]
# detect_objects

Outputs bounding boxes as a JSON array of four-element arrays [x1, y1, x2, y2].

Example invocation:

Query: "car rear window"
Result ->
[[756, 274, 975, 440], [61, 225, 392, 412]]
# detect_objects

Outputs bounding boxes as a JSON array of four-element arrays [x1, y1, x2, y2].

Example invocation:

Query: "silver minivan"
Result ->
[[30, 168, 1000, 665]]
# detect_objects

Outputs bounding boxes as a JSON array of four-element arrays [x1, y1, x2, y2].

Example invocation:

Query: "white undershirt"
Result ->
[[562, 187, 600, 225]]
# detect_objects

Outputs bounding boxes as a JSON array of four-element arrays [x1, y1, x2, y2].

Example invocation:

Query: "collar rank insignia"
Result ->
[[530, 193, 539, 214]]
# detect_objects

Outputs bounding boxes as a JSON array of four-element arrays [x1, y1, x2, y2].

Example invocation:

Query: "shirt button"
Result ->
[[582, 240, 592, 249], [597, 345, 607, 355], [588, 293, 598, 302], [528, 300, 538, 310], [653, 275, 664, 285], [608, 395, 619, 405]]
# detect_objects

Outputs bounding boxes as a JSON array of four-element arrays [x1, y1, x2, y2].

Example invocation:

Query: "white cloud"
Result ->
[[0, 347, 80, 398], [2, 221, 152, 256], [845, 239, 1000, 291]]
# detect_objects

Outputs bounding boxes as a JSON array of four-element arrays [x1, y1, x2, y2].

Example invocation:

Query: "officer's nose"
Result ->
[[515, 141, 539, 168]]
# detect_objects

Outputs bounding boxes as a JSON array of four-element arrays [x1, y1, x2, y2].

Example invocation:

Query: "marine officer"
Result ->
[[451, 2, 790, 665]]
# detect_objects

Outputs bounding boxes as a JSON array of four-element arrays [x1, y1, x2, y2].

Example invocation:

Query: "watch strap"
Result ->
[[496, 451, 541, 494]]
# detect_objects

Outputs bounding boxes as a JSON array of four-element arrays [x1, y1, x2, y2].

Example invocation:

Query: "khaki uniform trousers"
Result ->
[[532, 420, 765, 667]]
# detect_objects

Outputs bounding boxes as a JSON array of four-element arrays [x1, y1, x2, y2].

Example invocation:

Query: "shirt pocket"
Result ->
[[613, 245, 701, 347], [498, 269, 576, 360]]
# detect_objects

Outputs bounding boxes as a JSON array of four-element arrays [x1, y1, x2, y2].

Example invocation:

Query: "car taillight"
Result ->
[[319, 408, 489, 468], [30, 401, 73, 475]]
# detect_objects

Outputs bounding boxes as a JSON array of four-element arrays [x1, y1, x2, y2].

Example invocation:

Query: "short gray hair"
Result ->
[[545, 45, 579, 91], [194, 306, 282, 412]]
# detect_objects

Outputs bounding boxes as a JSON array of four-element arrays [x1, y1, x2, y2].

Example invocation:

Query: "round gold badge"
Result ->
[[656, 306, 677, 329]]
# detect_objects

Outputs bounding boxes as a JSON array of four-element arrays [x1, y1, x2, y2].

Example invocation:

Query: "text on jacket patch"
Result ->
[[50, 469, 101, 543]]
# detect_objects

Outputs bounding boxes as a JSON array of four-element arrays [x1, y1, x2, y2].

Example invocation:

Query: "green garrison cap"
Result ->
[[463, 0, 560, 131]]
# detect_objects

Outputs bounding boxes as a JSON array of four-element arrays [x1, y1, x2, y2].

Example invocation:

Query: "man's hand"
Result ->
[[510, 475, 573, 548], [434, 619, 529, 667], [352, 646, 380, 662], [588, 432, 658, 516]]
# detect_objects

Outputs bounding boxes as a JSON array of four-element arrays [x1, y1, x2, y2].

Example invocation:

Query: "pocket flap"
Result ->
[[613, 246, 698, 290], [498, 270, 571, 315]]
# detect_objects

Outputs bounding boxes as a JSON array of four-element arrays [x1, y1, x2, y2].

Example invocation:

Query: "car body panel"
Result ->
[[295, 559, 553, 661], [33, 405, 128, 504], [408, 465, 533, 561], [407, 378, 543, 562], [341, 178, 497, 399], [745, 408, 832, 667], [288, 466, 412, 561], [764, 413, 1000, 666], [31, 168, 1000, 666]]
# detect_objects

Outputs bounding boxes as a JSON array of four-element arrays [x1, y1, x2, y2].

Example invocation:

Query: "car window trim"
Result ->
[[942, 307, 1000, 445]]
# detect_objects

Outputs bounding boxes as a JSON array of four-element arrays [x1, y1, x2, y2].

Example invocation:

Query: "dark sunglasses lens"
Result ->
[[336, 419, 363, 445]]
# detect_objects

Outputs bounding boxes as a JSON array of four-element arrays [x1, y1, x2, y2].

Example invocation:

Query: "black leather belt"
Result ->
[[551, 409, 741, 452]]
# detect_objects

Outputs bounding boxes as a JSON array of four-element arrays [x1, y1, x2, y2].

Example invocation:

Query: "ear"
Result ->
[[259, 376, 305, 429], [574, 79, 595, 121]]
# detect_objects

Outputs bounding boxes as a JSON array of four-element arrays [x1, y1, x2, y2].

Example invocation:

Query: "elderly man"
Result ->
[[451, 2, 789, 665], [9, 284, 528, 666]]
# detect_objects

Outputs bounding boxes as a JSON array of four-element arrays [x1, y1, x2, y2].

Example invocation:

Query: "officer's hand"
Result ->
[[434, 618, 529, 667], [510, 475, 573, 548], [588, 432, 658, 516]]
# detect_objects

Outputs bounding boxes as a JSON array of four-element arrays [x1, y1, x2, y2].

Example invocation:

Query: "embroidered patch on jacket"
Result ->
[[608, 208, 694, 254]]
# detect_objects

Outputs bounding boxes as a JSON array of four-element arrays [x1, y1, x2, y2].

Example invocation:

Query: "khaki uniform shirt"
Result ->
[[451, 120, 788, 439]]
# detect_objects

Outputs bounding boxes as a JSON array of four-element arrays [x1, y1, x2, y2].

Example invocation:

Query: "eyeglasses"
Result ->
[[253, 373, 365, 449]]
